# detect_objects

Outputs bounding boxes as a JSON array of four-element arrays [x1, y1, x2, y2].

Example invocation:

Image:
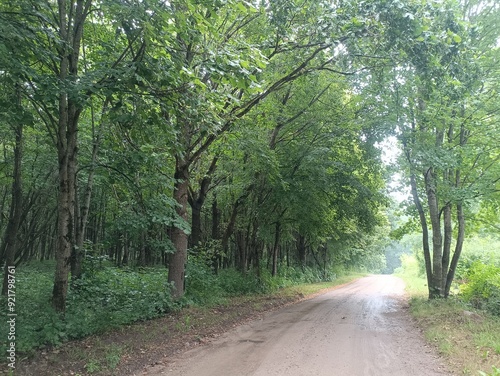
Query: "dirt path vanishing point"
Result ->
[[141, 275, 452, 376]]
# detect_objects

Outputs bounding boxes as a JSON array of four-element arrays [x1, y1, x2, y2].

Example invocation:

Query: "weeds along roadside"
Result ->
[[0, 258, 361, 360], [395, 254, 500, 376]]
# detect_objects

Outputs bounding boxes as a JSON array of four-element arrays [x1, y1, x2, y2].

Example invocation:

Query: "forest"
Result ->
[[1, 0, 500, 365]]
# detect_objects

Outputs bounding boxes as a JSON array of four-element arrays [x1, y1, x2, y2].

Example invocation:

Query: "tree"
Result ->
[[375, 0, 500, 298], [0, 0, 163, 311], [207, 66, 386, 278], [149, 0, 407, 297]]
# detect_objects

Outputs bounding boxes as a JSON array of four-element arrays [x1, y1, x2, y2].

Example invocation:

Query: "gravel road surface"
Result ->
[[142, 275, 451, 376]]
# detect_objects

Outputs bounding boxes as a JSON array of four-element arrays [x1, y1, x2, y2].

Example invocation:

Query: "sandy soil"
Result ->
[[140, 275, 452, 376]]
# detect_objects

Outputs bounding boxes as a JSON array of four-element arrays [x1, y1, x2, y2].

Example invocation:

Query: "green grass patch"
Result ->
[[394, 254, 428, 296], [397, 262, 500, 376], [410, 298, 500, 375], [83, 343, 123, 374]]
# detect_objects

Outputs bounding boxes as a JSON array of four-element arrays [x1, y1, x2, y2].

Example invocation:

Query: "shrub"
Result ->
[[217, 268, 264, 295], [184, 255, 224, 305], [67, 267, 176, 331], [460, 262, 500, 316], [0, 264, 176, 356], [0, 258, 342, 357]]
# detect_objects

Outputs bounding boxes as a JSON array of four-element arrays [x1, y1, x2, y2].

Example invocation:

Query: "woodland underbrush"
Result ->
[[457, 258, 500, 318], [0, 257, 338, 359]]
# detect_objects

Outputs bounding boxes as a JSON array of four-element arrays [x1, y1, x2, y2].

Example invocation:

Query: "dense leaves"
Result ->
[[0, 0, 499, 356]]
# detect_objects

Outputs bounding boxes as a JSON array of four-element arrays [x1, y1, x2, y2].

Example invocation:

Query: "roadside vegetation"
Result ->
[[395, 235, 500, 376], [0, 255, 366, 361], [1, 0, 499, 374], [0, 260, 363, 375]]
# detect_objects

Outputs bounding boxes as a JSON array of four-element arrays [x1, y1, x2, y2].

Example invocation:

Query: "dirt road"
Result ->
[[142, 275, 451, 376]]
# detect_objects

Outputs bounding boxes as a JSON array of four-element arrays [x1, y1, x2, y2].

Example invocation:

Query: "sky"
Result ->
[[377, 136, 411, 203]]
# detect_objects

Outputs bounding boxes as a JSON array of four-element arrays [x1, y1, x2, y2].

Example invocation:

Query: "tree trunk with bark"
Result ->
[[445, 203, 465, 297], [425, 167, 444, 298], [188, 157, 217, 248], [72, 104, 104, 279], [272, 222, 281, 277], [442, 202, 452, 293], [168, 159, 190, 298], [190, 201, 203, 249], [235, 230, 247, 272], [408, 165, 433, 296], [52, 0, 90, 313], [1, 120, 23, 296], [211, 197, 221, 273], [296, 233, 307, 268]]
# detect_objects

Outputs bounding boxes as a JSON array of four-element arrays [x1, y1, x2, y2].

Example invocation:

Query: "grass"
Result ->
[[394, 254, 429, 296], [396, 255, 500, 375]]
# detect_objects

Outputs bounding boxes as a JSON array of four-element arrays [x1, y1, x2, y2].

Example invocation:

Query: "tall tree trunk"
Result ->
[[188, 157, 217, 248], [236, 230, 247, 272], [1, 121, 23, 296], [211, 197, 220, 240], [409, 173, 433, 292], [222, 194, 246, 257], [190, 201, 203, 248], [249, 220, 259, 272], [72, 103, 105, 279], [123, 234, 129, 265], [445, 203, 465, 297], [52, 0, 90, 313], [309, 245, 323, 270], [116, 235, 122, 266], [296, 233, 307, 268], [441, 123, 454, 294], [442, 202, 452, 293], [444, 122, 467, 297], [53, 111, 77, 312], [271, 222, 281, 277], [168, 159, 190, 298], [425, 167, 443, 298], [138, 230, 147, 266], [211, 197, 221, 273]]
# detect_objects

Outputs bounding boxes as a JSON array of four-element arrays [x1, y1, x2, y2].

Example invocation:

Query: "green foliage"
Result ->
[[185, 254, 225, 306], [217, 269, 264, 295], [0, 263, 176, 355], [460, 262, 500, 316], [67, 268, 175, 330], [455, 236, 500, 281], [0, 255, 347, 358], [394, 254, 429, 296], [279, 266, 335, 285], [2, 0, 499, 358], [183, 252, 335, 304], [329, 228, 390, 274]]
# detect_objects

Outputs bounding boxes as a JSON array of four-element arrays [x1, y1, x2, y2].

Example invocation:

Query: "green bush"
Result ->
[[460, 261, 500, 316], [0, 258, 340, 357], [0, 263, 176, 356], [217, 268, 264, 295], [184, 256, 225, 305], [67, 267, 176, 331], [0, 262, 58, 353], [456, 236, 500, 281]]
